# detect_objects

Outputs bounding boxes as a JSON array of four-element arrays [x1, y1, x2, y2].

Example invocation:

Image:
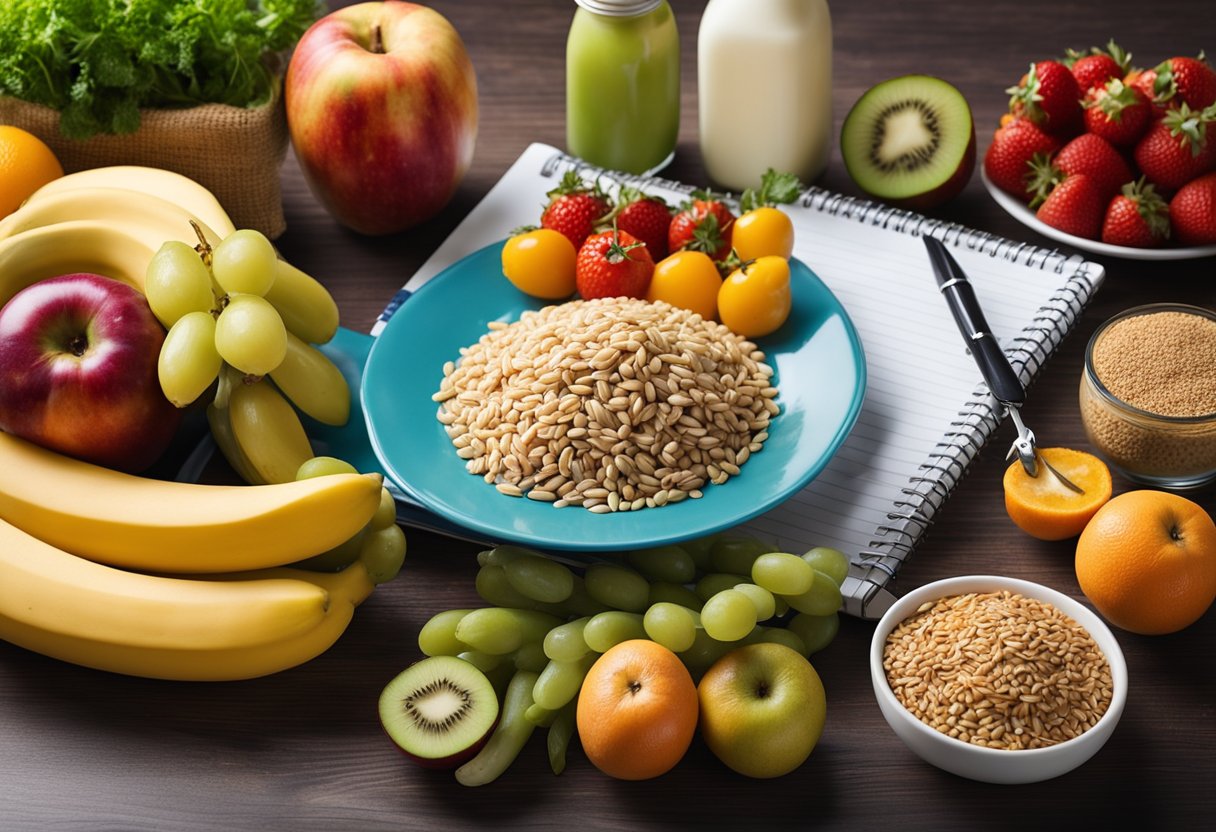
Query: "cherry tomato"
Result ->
[[717, 255, 792, 338], [731, 206, 795, 260], [645, 250, 722, 321], [501, 228, 577, 299]]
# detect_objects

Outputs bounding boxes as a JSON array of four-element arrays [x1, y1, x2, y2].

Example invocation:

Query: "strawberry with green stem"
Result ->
[[668, 190, 736, 261], [1035, 173, 1107, 240], [1134, 103, 1216, 193], [596, 187, 672, 260], [1063, 39, 1131, 93], [1101, 178, 1171, 247], [575, 225, 655, 300], [1007, 60, 1083, 137], [1083, 78, 1152, 147], [983, 117, 1062, 201], [540, 171, 613, 249], [1149, 53, 1216, 112]]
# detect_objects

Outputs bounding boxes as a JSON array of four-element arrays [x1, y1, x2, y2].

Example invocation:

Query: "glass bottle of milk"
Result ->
[[697, 0, 833, 192]]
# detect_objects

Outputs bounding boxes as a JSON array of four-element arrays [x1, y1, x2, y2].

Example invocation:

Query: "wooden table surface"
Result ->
[[4, 1, 1215, 829]]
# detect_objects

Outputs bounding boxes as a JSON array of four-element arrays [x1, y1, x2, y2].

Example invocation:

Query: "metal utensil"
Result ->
[[923, 235, 1083, 492]]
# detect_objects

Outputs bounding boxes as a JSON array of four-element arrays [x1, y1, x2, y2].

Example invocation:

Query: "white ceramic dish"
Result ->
[[869, 575, 1127, 785], [981, 170, 1216, 261]]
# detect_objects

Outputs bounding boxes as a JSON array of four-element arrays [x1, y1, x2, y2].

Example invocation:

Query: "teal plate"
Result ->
[[361, 241, 866, 552]]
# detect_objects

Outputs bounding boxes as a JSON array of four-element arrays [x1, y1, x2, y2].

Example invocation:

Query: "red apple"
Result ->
[[0, 274, 182, 473], [285, 1, 479, 235]]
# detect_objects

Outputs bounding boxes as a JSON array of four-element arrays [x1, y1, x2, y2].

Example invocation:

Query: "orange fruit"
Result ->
[[1075, 490, 1216, 635], [0, 126, 64, 219], [1003, 447, 1113, 540], [575, 638, 698, 780]]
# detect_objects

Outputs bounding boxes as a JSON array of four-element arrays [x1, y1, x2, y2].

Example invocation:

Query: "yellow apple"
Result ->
[[697, 642, 826, 778]]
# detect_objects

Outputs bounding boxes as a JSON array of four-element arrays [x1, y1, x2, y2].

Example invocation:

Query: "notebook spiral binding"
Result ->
[[541, 152, 1104, 618]]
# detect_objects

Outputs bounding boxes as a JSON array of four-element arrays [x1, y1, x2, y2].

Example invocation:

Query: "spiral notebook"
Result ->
[[367, 142, 1105, 619]]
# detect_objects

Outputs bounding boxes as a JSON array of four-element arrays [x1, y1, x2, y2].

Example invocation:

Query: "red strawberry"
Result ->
[[983, 118, 1062, 200], [1101, 178, 1171, 247], [575, 228, 655, 300], [1151, 55, 1216, 112], [1083, 78, 1152, 147], [1134, 103, 1216, 193], [1048, 133, 1133, 200], [540, 171, 612, 249], [1169, 171, 1216, 245], [1007, 60, 1083, 136], [668, 191, 736, 260], [1036, 173, 1106, 240], [599, 187, 672, 260], [1064, 40, 1130, 93], [1126, 67, 1163, 116]]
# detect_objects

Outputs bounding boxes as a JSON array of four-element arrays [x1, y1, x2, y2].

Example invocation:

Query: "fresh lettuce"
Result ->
[[0, 0, 321, 138]]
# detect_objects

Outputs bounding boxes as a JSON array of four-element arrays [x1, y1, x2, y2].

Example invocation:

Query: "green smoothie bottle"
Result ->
[[566, 0, 680, 175]]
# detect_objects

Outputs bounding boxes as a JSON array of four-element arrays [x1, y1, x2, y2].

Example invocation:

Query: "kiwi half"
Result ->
[[378, 655, 500, 768], [841, 75, 976, 209]]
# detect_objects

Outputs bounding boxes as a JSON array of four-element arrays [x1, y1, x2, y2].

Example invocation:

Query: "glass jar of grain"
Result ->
[[1080, 303, 1216, 490]]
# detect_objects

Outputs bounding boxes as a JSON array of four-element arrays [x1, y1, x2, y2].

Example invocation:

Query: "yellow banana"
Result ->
[[0, 219, 155, 306], [0, 515, 331, 652], [23, 166, 237, 238], [270, 331, 352, 426], [0, 432, 381, 574], [207, 401, 268, 486], [228, 378, 316, 485], [0, 524, 376, 681]]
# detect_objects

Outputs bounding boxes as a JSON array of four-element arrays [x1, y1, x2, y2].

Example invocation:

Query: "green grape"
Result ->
[[709, 536, 773, 575], [455, 608, 565, 655], [457, 650, 504, 672], [695, 572, 748, 602], [547, 702, 577, 775], [751, 552, 814, 596], [787, 611, 840, 655], [678, 627, 734, 675], [269, 332, 351, 426], [211, 228, 277, 296], [295, 455, 358, 480], [680, 534, 720, 573], [782, 570, 843, 616], [802, 546, 850, 587], [558, 575, 611, 617], [417, 608, 474, 656], [532, 653, 596, 710], [291, 526, 364, 572], [158, 310, 222, 407], [583, 562, 649, 612], [360, 523, 406, 584], [643, 602, 698, 652], [214, 293, 288, 376], [731, 582, 776, 621], [525, 703, 557, 727], [504, 554, 575, 604], [481, 544, 536, 567], [145, 240, 215, 328], [455, 670, 539, 787], [648, 581, 704, 611], [475, 564, 536, 608], [773, 594, 791, 617], [701, 588, 758, 642], [476, 549, 495, 567], [753, 626, 808, 655], [583, 611, 646, 652], [370, 488, 397, 530], [543, 617, 592, 662], [511, 640, 549, 673], [627, 544, 696, 583]]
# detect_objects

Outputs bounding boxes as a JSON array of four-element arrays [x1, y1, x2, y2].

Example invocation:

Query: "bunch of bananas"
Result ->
[[0, 167, 397, 681]]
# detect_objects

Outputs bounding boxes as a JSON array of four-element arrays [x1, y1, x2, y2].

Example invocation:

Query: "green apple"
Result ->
[[697, 642, 826, 778]]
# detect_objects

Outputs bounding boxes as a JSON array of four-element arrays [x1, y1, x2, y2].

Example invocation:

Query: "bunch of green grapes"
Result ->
[[145, 226, 349, 486], [416, 536, 849, 771]]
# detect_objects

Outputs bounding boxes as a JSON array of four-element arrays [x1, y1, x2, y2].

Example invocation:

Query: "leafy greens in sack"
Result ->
[[0, 0, 321, 139]]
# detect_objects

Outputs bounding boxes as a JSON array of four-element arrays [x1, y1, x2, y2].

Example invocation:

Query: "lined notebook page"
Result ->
[[385, 143, 1105, 617]]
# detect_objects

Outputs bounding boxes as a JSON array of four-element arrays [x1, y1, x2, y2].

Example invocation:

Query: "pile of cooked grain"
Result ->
[[882, 591, 1113, 751], [432, 297, 779, 513]]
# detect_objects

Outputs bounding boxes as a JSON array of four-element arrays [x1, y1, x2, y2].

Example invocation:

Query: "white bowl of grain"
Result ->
[[869, 575, 1127, 785]]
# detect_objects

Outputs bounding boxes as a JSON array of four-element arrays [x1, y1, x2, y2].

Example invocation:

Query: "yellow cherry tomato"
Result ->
[[501, 228, 577, 299], [646, 250, 723, 321], [731, 206, 795, 260], [717, 255, 792, 338]]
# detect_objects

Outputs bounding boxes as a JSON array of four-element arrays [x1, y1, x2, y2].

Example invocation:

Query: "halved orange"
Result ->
[[1003, 447, 1113, 541]]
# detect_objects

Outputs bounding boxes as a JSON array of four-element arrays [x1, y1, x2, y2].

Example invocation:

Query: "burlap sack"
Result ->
[[0, 88, 288, 239]]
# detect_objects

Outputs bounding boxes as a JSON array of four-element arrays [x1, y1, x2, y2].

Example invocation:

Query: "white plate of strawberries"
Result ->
[[982, 41, 1216, 259]]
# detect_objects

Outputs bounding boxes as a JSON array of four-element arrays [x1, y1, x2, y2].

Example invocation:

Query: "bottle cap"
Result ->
[[575, 0, 663, 16]]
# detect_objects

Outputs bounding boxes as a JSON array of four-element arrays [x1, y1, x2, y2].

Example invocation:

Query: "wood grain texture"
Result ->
[[3, 1, 1214, 829]]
